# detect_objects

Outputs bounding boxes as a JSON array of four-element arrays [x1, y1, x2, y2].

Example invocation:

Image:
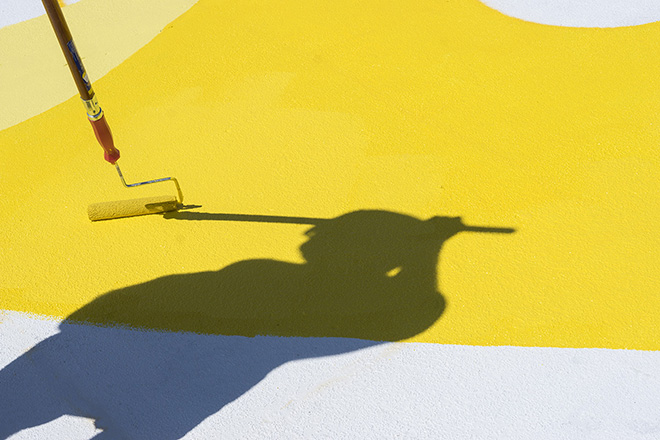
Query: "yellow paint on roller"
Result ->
[[88, 196, 179, 221], [2, 0, 660, 350]]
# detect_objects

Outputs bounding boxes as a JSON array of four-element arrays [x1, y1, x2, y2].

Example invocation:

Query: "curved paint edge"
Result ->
[[480, 0, 660, 28], [0, 0, 198, 131]]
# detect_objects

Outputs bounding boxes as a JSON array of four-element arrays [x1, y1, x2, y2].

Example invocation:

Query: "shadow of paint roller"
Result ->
[[88, 165, 184, 221]]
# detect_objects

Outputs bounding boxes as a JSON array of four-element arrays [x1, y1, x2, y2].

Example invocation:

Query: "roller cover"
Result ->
[[88, 195, 178, 221]]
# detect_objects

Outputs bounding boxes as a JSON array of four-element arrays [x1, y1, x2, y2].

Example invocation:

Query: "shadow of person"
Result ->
[[0, 210, 514, 439]]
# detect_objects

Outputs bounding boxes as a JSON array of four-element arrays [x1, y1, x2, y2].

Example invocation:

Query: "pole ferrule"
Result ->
[[82, 94, 103, 121]]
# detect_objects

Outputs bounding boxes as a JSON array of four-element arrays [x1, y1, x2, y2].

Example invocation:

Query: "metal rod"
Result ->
[[115, 164, 184, 204]]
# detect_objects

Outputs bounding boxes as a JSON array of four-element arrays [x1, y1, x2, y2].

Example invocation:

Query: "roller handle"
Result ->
[[90, 115, 121, 164], [41, 0, 120, 164]]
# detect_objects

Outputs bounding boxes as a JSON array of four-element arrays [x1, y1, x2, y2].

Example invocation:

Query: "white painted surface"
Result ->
[[2, 311, 659, 439], [0, 0, 80, 29], [480, 0, 660, 27]]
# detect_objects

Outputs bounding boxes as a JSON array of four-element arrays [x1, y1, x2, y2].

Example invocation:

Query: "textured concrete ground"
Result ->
[[2, 1, 659, 438]]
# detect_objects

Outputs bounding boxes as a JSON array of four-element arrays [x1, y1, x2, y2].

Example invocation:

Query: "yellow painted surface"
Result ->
[[2, 0, 659, 349], [0, 0, 198, 130]]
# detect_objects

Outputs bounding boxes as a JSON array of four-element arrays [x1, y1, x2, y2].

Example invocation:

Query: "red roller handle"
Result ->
[[89, 114, 121, 164]]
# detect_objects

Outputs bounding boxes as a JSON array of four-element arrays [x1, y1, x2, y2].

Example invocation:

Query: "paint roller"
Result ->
[[41, 0, 183, 221]]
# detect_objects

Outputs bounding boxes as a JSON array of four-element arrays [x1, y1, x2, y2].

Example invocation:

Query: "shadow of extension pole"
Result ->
[[163, 210, 324, 225], [163, 210, 516, 235]]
